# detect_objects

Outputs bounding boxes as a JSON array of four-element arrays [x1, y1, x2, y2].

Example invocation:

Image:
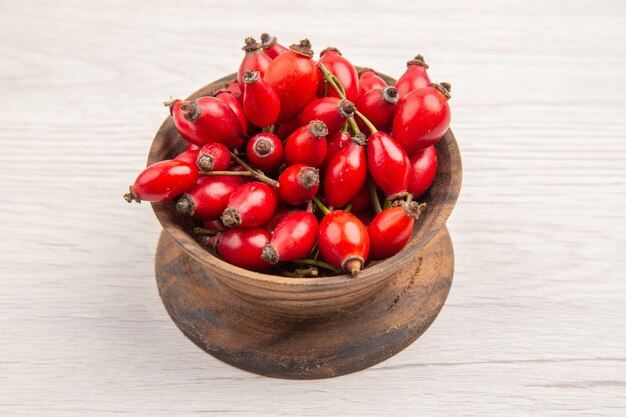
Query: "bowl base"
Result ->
[[155, 226, 454, 379]]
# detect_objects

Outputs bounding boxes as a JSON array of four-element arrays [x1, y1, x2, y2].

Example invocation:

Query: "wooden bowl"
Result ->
[[148, 70, 462, 379]]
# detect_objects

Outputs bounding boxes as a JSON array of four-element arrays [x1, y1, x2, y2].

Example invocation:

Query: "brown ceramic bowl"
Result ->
[[149, 70, 462, 320]]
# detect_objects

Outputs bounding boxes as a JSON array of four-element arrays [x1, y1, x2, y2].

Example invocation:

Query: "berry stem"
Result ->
[[293, 258, 343, 274], [383, 199, 392, 210], [344, 203, 353, 213], [355, 109, 378, 133], [368, 175, 383, 214], [198, 170, 253, 176], [229, 151, 280, 187], [312, 196, 330, 215], [193, 227, 218, 235], [347, 117, 361, 135]]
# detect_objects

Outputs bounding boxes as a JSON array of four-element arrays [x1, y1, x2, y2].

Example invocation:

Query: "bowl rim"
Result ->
[[149, 70, 462, 287]]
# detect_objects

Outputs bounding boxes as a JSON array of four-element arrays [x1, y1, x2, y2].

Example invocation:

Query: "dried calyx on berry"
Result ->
[[381, 86, 400, 104], [343, 257, 364, 277], [298, 167, 320, 189], [289, 38, 314, 57], [402, 201, 427, 219], [260, 33, 277, 47], [338, 99, 356, 118], [432, 82, 452, 99], [407, 54, 429, 68], [261, 245, 280, 264], [307, 120, 328, 138], [243, 69, 260, 84], [320, 46, 341, 56], [221, 207, 242, 228], [351, 132, 367, 146], [242, 37, 262, 52]]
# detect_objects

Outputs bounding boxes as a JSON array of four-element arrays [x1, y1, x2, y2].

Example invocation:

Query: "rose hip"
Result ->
[[324, 133, 367, 208], [395, 55, 431, 97], [356, 86, 399, 133], [368, 201, 426, 260], [203, 219, 229, 232], [242, 69, 280, 127], [246, 132, 283, 173], [221, 182, 278, 228], [175, 175, 244, 220], [358, 68, 387, 95], [408, 145, 438, 198], [238, 37, 272, 87], [215, 90, 248, 134], [367, 131, 410, 198], [174, 149, 200, 165], [318, 211, 370, 276], [261, 211, 318, 264], [284, 120, 328, 167], [260, 32, 288, 59], [124, 160, 197, 203], [196, 142, 231, 172], [392, 82, 451, 155], [299, 97, 355, 135], [277, 164, 320, 205], [263, 205, 294, 233], [216, 228, 272, 271], [322, 130, 351, 169], [316, 47, 359, 103], [226, 81, 243, 105]]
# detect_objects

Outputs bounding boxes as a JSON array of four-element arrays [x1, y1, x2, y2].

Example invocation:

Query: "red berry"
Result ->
[[221, 182, 278, 228], [195, 142, 231, 172], [203, 219, 229, 232], [216, 228, 272, 271], [318, 211, 369, 275], [299, 97, 355, 135], [168, 97, 242, 146], [322, 130, 351, 169], [349, 184, 371, 213], [316, 47, 359, 104], [408, 145, 438, 198], [262, 205, 294, 233], [368, 201, 426, 260], [215, 90, 248, 134], [175, 175, 245, 220], [359, 69, 387, 95], [222, 136, 245, 150], [395, 55, 431, 97], [186, 143, 200, 151], [174, 149, 200, 165], [124, 160, 197, 203], [264, 39, 318, 122], [392, 82, 451, 155], [276, 116, 300, 141], [323, 133, 367, 208], [226, 81, 243, 105], [356, 86, 399, 133], [238, 37, 272, 88], [284, 120, 328, 167], [246, 133, 283, 173], [260, 32, 288, 59], [277, 164, 320, 205], [242, 70, 280, 127], [367, 131, 410, 198], [261, 211, 318, 264]]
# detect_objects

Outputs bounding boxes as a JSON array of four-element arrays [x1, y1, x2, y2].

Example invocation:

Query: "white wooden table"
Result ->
[[1, 0, 625, 415]]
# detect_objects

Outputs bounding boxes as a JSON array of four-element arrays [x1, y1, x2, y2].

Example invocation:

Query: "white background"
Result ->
[[1, 0, 625, 415]]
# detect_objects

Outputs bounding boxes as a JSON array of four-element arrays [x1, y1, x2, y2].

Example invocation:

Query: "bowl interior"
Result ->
[[148, 70, 462, 287]]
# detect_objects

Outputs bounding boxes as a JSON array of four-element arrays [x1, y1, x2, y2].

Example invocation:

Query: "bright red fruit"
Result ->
[[359, 68, 387, 95], [263, 205, 294, 233], [316, 47, 359, 103], [322, 130, 351, 169], [203, 219, 229, 232], [395, 55, 431, 97], [368, 201, 426, 260], [175, 175, 245, 220], [277, 164, 320, 205], [196, 142, 231, 171], [238, 37, 272, 88], [284, 120, 328, 167], [216, 228, 272, 271], [167, 97, 242, 146], [174, 149, 200, 165], [264, 39, 318, 122], [408, 145, 438, 198], [261, 211, 318, 264], [215, 90, 248, 134], [124, 160, 197, 203], [367, 131, 410, 198], [186, 143, 200, 151], [242, 70, 280, 127], [299, 97, 355, 135], [324, 133, 367, 208], [260, 32, 288, 59], [221, 182, 278, 228], [318, 211, 370, 275], [392, 82, 451, 155], [276, 116, 300, 141], [246, 133, 283, 173], [356, 86, 399, 133], [349, 184, 371, 213], [226, 81, 243, 105]]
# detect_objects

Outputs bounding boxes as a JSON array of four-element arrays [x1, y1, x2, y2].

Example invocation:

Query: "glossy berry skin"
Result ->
[[238, 37, 272, 87], [260, 33, 288, 59], [226, 81, 243, 105], [175, 175, 245, 220], [392, 83, 451, 155], [264, 39, 318, 122], [350, 184, 371, 213], [324, 136, 367, 208], [215, 91, 248, 134], [368, 202, 425, 260], [322, 131, 351, 169], [284, 121, 328, 167], [169, 97, 242, 146], [263, 205, 294, 233], [242, 70, 280, 127], [174, 149, 200, 165], [299, 97, 354, 135], [367, 131, 410, 198], [318, 211, 370, 275], [408, 145, 438, 198], [277, 164, 319, 205], [261, 211, 318, 264], [276, 116, 300, 141], [203, 219, 229, 232], [217, 228, 272, 271], [221, 182, 279, 228], [186, 143, 200, 151], [359, 69, 387, 95], [316, 48, 359, 104], [356, 86, 399, 133], [246, 132, 283, 173], [395, 55, 431, 97], [195, 142, 231, 172], [124, 160, 197, 203]]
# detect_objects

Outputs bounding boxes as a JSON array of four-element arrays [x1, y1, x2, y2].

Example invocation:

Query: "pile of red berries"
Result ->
[[125, 34, 451, 277]]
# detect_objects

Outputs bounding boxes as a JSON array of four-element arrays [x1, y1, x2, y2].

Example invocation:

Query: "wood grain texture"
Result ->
[[1, 0, 625, 415]]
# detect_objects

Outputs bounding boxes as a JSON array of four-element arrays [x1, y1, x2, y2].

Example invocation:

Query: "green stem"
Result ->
[[355, 110, 378, 133], [312, 196, 330, 215], [229, 151, 279, 187], [347, 117, 360, 135], [293, 258, 342, 274], [344, 203, 353, 213], [193, 227, 218, 235], [198, 170, 253, 176], [383, 199, 392, 210], [341, 122, 349, 132], [368, 175, 383, 214]]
